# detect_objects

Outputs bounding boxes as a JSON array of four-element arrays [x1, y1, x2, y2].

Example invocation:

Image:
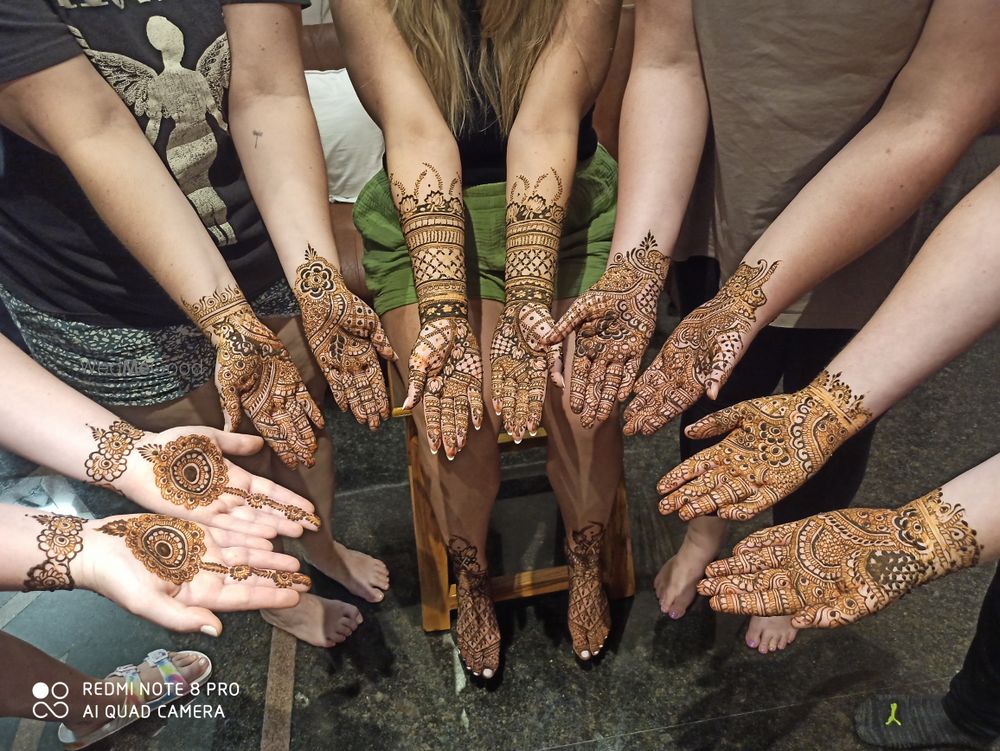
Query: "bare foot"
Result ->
[[306, 539, 390, 603], [566, 524, 611, 661], [64, 651, 209, 737], [745, 615, 798, 654], [654, 518, 725, 619], [262, 592, 363, 648]]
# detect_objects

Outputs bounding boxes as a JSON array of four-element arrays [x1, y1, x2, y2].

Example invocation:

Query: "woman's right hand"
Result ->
[[404, 316, 485, 460]]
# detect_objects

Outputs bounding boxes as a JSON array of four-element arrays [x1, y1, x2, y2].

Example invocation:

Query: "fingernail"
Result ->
[[529, 429, 537, 437], [201, 625, 219, 637], [430, 446, 438, 455], [447, 453, 455, 462]]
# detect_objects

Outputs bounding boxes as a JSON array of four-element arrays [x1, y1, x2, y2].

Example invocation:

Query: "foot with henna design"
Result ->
[[262, 592, 363, 648], [449, 537, 500, 678], [304, 538, 390, 603], [745, 615, 798, 654], [654, 517, 726, 619], [566, 523, 611, 660]]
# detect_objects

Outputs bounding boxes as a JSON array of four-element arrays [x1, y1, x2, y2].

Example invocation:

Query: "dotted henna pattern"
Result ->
[[23, 514, 87, 591], [85, 420, 145, 488]]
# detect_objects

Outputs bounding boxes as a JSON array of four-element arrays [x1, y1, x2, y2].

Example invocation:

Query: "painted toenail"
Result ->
[[669, 611, 679, 619], [581, 650, 591, 659], [748, 640, 758, 648], [483, 669, 494, 678]]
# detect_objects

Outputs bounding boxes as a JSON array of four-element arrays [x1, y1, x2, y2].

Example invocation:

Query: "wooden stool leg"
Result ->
[[405, 420, 452, 632], [602, 479, 636, 600]]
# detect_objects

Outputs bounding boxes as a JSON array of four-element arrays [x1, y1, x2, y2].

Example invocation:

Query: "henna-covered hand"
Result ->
[[623, 260, 779, 436], [25, 512, 310, 635], [86, 421, 321, 539], [657, 370, 872, 521], [548, 232, 669, 428], [185, 287, 323, 469], [492, 171, 564, 441], [294, 246, 396, 431], [697, 489, 981, 628]]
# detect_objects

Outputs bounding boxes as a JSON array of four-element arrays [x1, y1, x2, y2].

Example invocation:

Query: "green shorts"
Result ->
[[354, 145, 618, 315]]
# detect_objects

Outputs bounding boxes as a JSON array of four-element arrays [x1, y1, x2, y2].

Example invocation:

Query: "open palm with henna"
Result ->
[[657, 370, 872, 521], [623, 259, 779, 436], [294, 246, 396, 431], [697, 490, 981, 629], [549, 232, 669, 428], [185, 287, 323, 470], [406, 317, 484, 459], [490, 300, 557, 441]]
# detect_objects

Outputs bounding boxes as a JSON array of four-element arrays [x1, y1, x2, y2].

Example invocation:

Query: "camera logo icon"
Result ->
[[31, 682, 70, 720]]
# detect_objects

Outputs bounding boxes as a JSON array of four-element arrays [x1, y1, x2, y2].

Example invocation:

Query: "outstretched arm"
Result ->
[[0, 56, 322, 468], [624, 0, 1000, 435], [548, 0, 708, 428], [658, 164, 1000, 521]]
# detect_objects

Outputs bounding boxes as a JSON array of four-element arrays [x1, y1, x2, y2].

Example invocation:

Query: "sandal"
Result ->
[[57, 648, 212, 750]]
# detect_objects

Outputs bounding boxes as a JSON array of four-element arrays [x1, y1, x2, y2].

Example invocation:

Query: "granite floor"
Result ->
[[1, 324, 998, 751]]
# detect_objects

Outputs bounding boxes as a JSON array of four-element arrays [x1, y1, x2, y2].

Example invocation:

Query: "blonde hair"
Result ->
[[390, 0, 566, 135]]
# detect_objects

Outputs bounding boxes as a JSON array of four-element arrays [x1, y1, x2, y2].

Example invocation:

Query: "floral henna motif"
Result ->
[[99, 514, 312, 588], [294, 246, 393, 429], [624, 259, 780, 436], [491, 171, 564, 438], [85, 420, 145, 489], [554, 232, 669, 428], [565, 522, 611, 659], [184, 287, 322, 469], [698, 489, 981, 628], [658, 370, 873, 521], [448, 536, 500, 676], [23, 514, 87, 591], [138, 434, 321, 527]]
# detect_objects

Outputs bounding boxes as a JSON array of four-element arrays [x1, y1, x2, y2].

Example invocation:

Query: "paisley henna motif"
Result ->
[[448, 536, 500, 676], [23, 514, 87, 591], [98, 514, 312, 588], [491, 170, 564, 438], [698, 489, 981, 628], [85, 420, 145, 488], [565, 522, 611, 659], [184, 286, 322, 469], [138, 434, 321, 527], [624, 260, 780, 436], [657, 370, 873, 521], [294, 245, 393, 429]]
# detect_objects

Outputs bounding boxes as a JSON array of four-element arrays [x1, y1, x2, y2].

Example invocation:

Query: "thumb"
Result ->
[[547, 299, 588, 345], [404, 367, 427, 410], [371, 321, 398, 362], [685, 404, 744, 440], [215, 378, 242, 433], [547, 344, 565, 388], [205, 428, 265, 457], [140, 595, 223, 636], [704, 338, 745, 400]]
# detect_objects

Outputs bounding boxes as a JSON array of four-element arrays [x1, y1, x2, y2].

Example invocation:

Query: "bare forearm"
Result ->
[[941, 453, 1000, 563]]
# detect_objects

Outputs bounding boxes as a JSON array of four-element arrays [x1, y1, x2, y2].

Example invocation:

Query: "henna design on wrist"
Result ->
[[699, 489, 981, 628], [99, 514, 312, 588], [391, 164, 468, 323], [448, 536, 500, 675], [625, 259, 780, 435], [138, 434, 321, 527], [503, 170, 563, 305], [658, 369, 873, 520], [23, 514, 87, 591], [183, 286, 321, 469], [565, 522, 611, 658], [85, 420, 145, 488]]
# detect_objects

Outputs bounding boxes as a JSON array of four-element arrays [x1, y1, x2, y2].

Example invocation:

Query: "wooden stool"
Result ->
[[387, 367, 636, 633]]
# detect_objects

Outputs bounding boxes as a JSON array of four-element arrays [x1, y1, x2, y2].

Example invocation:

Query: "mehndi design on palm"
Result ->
[[549, 232, 669, 428], [184, 286, 323, 469], [294, 245, 395, 431], [491, 170, 564, 440], [392, 164, 483, 458], [697, 490, 981, 628], [657, 370, 872, 521], [139, 434, 322, 528], [99, 514, 312, 588], [623, 259, 779, 436]]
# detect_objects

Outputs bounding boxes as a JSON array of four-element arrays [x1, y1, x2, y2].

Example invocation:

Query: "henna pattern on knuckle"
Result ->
[[703, 489, 980, 626], [448, 536, 500, 674], [85, 420, 145, 490], [23, 514, 87, 591], [626, 259, 779, 433], [184, 287, 319, 468], [565, 522, 611, 657], [99, 514, 312, 588], [138, 434, 321, 527]]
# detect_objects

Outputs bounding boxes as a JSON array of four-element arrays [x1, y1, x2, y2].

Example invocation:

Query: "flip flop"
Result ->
[[57, 648, 212, 750]]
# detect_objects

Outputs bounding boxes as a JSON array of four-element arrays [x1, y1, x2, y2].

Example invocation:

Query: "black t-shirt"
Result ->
[[457, 0, 598, 187], [0, 1, 304, 328]]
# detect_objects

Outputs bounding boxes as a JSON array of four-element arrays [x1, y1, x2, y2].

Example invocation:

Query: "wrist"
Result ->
[[418, 297, 469, 324], [21, 513, 90, 593], [292, 245, 345, 304], [181, 285, 253, 344], [901, 489, 981, 582], [802, 369, 873, 437]]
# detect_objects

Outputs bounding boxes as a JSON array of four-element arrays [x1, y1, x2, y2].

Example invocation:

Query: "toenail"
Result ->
[[483, 669, 494, 678], [669, 611, 679, 619], [581, 650, 591, 659], [748, 640, 758, 648]]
